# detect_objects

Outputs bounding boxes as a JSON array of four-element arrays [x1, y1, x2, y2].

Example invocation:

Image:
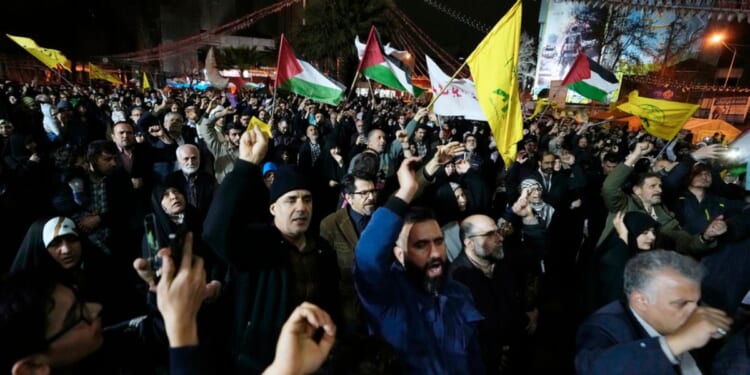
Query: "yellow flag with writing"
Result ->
[[617, 90, 698, 140], [88, 63, 122, 85], [6, 34, 72, 72], [466, 0, 523, 167]]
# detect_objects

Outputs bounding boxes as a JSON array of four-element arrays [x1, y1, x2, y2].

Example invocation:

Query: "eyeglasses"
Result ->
[[351, 189, 378, 198], [44, 287, 95, 345], [467, 222, 513, 239]]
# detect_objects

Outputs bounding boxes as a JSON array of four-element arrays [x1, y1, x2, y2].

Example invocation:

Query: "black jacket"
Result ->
[[203, 160, 340, 374]]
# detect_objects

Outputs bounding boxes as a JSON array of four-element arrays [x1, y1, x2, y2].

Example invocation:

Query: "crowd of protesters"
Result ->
[[0, 78, 749, 375]]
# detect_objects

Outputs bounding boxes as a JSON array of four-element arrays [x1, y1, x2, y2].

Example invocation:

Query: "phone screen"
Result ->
[[168, 226, 187, 268], [144, 214, 162, 276]]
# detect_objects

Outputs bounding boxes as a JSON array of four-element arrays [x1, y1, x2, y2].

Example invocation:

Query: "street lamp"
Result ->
[[710, 34, 738, 88]]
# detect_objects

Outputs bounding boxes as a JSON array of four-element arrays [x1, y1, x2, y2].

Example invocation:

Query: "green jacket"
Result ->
[[596, 163, 714, 255]]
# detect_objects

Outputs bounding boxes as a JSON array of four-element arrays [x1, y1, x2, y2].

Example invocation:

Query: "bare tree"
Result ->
[[575, 5, 657, 72], [658, 18, 706, 78]]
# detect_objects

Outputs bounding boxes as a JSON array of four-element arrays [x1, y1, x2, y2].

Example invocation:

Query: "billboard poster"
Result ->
[[535, 0, 708, 104], [699, 96, 750, 123]]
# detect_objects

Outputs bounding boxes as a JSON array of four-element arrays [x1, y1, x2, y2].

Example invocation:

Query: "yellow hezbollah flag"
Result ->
[[466, 0, 523, 167], [88, 63, 122, 85], [6, 34, 72, 72], [617, 90, 698, 140], [142, 72, 151, 91], [248, 116, 272, 137]]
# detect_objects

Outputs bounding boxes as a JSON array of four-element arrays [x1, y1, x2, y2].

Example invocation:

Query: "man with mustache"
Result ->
[[203, 125, 339, 374], [52, 140, 134, 259], [597, 141, 724, 255], [165, 144, 216, 222], [354, 157, 485, 374], [451, 214, 537, 374], [320, 171, 378, 333]]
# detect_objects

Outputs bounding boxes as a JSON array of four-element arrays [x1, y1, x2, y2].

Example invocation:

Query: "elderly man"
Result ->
[[354, 152, 484, 374], [203, 125, 339, 373], [576, 250, 732, 375], [320, 171, 378, 333], [165, 144, 216, 221]]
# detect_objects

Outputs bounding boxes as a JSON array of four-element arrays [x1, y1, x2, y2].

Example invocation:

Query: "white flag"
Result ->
[[426, 55, 486, 121], [355, 35, 404, 60]]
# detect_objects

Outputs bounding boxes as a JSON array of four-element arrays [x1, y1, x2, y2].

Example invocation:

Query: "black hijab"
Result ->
[[623, 211, 659, 253]]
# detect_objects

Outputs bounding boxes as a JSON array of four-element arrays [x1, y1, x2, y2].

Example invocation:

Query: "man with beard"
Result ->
[[451, 214, 537, 374], [597, 141, 724, 255], [52, 140, 135, 259], [354, 157, 485, 375], [165, 144, 216, 222], [196, 108, 242, 183], [320, 171, 378, 333]]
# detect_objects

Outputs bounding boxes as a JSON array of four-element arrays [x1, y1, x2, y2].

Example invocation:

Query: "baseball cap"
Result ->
[[42, 217, 78, 248]]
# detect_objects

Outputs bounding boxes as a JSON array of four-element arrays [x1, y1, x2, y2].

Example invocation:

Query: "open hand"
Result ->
[[433, 141, 464, 165]]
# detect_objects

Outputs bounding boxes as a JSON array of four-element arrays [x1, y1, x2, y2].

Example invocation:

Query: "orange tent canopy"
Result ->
[[614, 116, 642, 132], [682, 118, 741, 144]]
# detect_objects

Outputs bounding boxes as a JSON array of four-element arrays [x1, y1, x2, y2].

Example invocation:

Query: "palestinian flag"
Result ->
[[561, 53, 619, 103], [356, 26, 423, 97], [275, 34, 345, 106]]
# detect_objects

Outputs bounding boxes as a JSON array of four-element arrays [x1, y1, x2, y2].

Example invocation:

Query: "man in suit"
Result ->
[[111, 121, 152, 191], [507, 150, 585, 212], [576, 250, 732, 375], [320, 170, 378, 333]]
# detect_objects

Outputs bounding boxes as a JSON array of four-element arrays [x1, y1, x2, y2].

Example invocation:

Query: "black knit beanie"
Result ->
[[269, 165, 312, 203]]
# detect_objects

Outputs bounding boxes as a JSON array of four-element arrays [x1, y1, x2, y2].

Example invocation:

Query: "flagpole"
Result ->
[[583, 118, 613, 129], [54, 68, 75, 87], [269, 85, 279, 123], [347, 70, 361, 100], [426, 59, 470, 109], [655, 137, 677, 160], [366, 78, 375, 102]]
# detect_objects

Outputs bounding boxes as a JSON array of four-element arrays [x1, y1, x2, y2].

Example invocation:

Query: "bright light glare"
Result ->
[[710, 34, 724, 44], [726, 149, 740, 160]]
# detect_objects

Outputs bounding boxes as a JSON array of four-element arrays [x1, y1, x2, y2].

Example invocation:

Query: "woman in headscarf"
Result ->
[[10, 216, 142, 325], [144, 184, 225, 285], [597, 211, 658, 306], [508, 179, 555, 301], [144, 184, 229, 367]]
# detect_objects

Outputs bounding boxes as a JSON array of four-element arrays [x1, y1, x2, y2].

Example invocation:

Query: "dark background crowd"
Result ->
[[1, 79, 749, 374]]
